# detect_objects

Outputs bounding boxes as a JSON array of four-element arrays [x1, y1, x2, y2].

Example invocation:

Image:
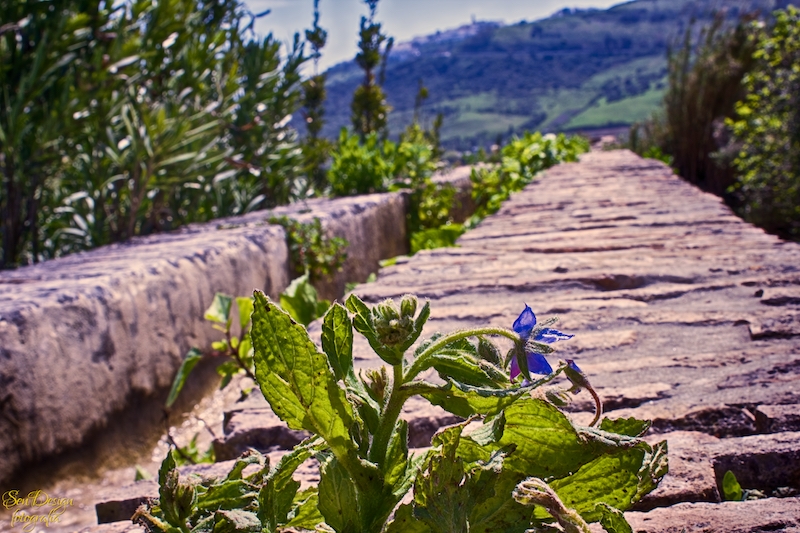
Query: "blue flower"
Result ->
[[510, 304, 573, 379]]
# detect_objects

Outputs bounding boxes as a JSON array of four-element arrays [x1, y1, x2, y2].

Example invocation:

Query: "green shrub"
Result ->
[[728, 7, 800, 238], [627, 15, 758, 194], [469, 132, 590, 225]]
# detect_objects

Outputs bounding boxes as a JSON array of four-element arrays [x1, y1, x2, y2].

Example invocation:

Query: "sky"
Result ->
[[244, 0, 624, 71]]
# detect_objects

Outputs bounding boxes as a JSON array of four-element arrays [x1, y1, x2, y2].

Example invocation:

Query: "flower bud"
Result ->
[[400, 294, 418, 319]]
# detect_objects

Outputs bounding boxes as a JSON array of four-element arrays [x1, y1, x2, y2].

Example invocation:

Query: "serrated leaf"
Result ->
[[205, 293, 233, 325], [595, 503, 633, 533], [251, 291, 353, 438], [486, 397, 599, 478], [546, 442, 662, 522], [321, 303, 354, 382], [251, 293, 375, 501], [412, 380, 528, 419], [468, 458, 531, 533], [413, 425, 469, 533], [166, 348, 203, 408], [599, 417, 651, 438], [194, 479, 258, 514], [318, 455, 361, 533]]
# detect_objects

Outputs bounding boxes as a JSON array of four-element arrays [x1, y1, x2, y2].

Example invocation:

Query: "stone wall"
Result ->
[[0, 190, 417, 485]]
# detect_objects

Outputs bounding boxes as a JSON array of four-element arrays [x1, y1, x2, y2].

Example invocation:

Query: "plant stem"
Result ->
[[405, 326, 522, 382], [368, 363, 406, 466]]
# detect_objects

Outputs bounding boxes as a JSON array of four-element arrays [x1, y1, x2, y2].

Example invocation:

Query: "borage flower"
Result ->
[[510, 304, 573, 379]]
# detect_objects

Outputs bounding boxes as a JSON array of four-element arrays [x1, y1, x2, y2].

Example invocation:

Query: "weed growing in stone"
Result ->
[[141, 295, 667, 532]]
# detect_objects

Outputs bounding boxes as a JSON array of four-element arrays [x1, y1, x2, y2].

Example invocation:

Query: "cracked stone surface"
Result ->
[[15, 151, 800, 532]]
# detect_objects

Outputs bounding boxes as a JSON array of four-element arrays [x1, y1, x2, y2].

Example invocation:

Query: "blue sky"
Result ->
[[244, 0, 624, 71]]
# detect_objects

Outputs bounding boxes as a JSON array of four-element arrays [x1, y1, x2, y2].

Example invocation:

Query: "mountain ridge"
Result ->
[[321, 0, 786, 148]]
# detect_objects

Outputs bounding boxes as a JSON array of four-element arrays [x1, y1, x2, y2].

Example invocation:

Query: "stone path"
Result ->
[[51, 150, 800, 531]]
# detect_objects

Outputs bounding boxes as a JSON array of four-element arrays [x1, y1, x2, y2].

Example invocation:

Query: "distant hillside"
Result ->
[[322, 0, 786, 149]]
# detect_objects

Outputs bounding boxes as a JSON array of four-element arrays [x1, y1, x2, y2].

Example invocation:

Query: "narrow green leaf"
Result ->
[[722, 470, 743, 501], [595, 503, 633, 533], [166, 348, 203, 408], [384, 419, 410, 486], [429, 352, 509, 388], [205, 293, 233, 325], [321, 303, 354, 382], [195, 480, 258, 513], [236, 297, 254, 332]]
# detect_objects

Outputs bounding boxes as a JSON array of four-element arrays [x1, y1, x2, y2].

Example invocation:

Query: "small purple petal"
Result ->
[[527, 351, 553, 375], [513, 304, 537, 338], [510, 356, 521, 380], [566, 359, 582, 373], [534, 328, 574, 344]]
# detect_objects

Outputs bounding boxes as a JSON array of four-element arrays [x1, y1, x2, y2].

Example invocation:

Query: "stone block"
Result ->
[[0, 223, 290, 486], [600, 496, 800, 533], [754, 404, 800, 433]]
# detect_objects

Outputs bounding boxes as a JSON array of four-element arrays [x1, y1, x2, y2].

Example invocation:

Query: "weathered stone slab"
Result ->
[[595, 496, 800, 533], [79, 522, 147, 533], [755, 404, 800, 433], [0, 191, 410, 485]]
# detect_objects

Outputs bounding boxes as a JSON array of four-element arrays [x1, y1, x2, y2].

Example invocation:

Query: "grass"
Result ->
[[565, 84, 666, 129]]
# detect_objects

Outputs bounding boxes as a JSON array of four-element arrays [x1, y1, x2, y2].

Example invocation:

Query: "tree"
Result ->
[[351, 0, 393, 140]]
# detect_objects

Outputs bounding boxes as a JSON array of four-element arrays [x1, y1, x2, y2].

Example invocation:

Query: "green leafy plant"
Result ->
[[268, 216, 348, 284], [728, 6, 800, 239], [469, 132, 590, 226], [279, 274, 331, 327], [1, 0, 313, 268], [722, 470, 744, 502], [144, 293, 667, 532], [167, 293, 257, 411], [627, 14, 759, 196], [351, 0, 393, 140]]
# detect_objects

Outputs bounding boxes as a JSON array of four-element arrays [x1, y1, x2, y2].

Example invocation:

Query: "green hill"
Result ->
[[322, 0, 786, 148]]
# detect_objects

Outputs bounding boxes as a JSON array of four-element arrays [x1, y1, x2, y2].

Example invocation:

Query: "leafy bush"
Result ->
[[627, 15, 758, 194], [268, 216, 348, 284], [327, 129, 396, 196], [140, 294, 667, 533], [470, 132, 590, 225], [728, 6, 800, 239], [0, 0, 310, 267]]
